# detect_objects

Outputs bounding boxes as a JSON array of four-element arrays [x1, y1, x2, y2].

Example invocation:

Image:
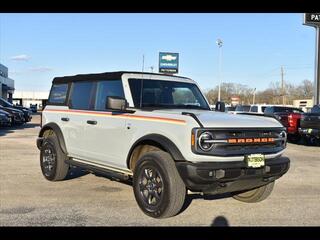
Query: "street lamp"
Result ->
[[252, 88, 256, 105], [216, 38, 223, 102]]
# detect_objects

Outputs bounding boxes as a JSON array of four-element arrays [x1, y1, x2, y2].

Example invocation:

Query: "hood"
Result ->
[[152, 109, 282, 128], [1, 107, 23, 114], [0, 109, 11, 116]]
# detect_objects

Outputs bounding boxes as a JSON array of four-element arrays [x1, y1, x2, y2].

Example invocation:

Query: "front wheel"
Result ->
[[232, 181, 275, 203], [133, 151, 186, 218]]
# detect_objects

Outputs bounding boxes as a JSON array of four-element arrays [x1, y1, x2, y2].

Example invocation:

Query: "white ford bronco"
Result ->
[[37, 71, 289, 218]]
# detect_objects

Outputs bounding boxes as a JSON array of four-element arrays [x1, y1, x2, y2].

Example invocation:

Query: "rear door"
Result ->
[[64, 81, 96, 159]]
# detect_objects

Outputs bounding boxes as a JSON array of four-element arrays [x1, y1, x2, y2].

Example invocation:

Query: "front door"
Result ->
[[83, 79, 129, 169]]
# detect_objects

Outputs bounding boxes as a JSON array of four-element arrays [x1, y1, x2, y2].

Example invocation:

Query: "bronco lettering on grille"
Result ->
[[227, 138, 275, 144]]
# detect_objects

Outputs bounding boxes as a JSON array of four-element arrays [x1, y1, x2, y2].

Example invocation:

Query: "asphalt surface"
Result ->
[[0, 114, 319, 226]]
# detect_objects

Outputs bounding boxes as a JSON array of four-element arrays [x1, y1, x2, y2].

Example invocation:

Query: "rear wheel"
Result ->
[[40, 134, 69, 181], [133, 151, 186, 218], [232, 181, 275, 203]]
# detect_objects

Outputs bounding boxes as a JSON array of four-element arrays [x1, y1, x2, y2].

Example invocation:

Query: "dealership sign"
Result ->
[[159, 52, 179, 74], [303, 13, 320, 26], [303, 13, 320, 105]]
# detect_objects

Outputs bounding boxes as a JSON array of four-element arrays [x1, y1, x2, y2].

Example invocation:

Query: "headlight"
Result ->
[[198, 131, 215, 151]]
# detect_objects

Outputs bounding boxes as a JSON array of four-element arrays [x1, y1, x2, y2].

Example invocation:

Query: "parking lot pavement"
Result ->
[[0, 114, 320, 226]]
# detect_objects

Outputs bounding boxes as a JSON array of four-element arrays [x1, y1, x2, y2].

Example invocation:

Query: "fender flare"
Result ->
[[38, 122, 68, 154], [126, 134, 186, 168]]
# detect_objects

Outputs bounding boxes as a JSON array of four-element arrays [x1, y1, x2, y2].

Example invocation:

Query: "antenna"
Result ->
[[140, 54, 145, 108]]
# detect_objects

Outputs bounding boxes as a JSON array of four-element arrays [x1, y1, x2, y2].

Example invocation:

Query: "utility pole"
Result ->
[[142, 54, 145, 72], [281, 66, 285, 105], [252, 88, 256, 105]]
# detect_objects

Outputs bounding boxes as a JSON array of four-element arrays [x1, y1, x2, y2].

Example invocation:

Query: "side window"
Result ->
[[94, 80, 125, 110], [69, 81, 95, 110], [264, 107, 272, 115], [48, 84, 68, 104], [250, 106, 258, 112]]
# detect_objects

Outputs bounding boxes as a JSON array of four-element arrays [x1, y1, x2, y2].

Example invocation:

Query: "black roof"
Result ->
[[52, 71, 189, 84]]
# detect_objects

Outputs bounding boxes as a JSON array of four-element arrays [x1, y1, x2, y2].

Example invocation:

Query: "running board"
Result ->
[[66, 158, 132, 181]]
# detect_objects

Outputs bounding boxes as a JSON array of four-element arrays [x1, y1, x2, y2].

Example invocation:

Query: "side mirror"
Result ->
[[215, 101, 225, 112], [106, 96, 127, 111]]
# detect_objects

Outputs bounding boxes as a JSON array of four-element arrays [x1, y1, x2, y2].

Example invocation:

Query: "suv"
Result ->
[[37, 71, 290, 218]]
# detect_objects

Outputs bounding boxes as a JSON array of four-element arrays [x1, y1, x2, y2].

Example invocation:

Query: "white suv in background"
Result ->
[[37, 71, 289, 218]]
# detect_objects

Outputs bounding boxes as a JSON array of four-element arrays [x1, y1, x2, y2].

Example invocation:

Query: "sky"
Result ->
[[0, 13, 316, 92]]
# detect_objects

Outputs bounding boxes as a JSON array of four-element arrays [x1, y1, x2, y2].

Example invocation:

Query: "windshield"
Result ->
[[128, 79, 210, 110], [235, 105, 251, 112], [0, 98, 13, 107]]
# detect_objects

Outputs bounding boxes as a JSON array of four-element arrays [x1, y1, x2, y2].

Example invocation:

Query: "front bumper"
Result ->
[[176, 156, 290, 195], [299, 128, 320, 138], [13, 115, 25, 124], [23, 113, 32, 122], [0, 116, 12, 126]]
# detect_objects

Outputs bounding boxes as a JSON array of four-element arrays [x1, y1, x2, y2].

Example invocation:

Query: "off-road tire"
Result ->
[[232, 181, 275, 203], [40, 134, 69, 181], [133, 151, 186, 218]]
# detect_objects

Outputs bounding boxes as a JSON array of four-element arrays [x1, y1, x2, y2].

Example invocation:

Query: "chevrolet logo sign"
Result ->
[[161, 55, 177, 61], [228, 138, 275, 144]]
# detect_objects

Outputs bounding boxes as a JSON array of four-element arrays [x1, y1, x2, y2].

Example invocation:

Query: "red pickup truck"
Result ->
[[264, 106, 304, 142]]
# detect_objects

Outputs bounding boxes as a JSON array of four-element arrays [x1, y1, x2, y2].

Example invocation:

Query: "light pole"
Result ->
[[252, 88, 256, 105], [216, 38, 223, 102]]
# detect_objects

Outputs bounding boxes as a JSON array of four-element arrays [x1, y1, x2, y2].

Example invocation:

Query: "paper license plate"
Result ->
[[245, 154, 265, 168]]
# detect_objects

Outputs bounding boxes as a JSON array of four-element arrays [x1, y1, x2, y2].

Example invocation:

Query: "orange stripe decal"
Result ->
[[43, 109, 186, 124]]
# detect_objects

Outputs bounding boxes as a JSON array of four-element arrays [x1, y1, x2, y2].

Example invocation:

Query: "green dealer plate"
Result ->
[[245, 154, 265, 168]]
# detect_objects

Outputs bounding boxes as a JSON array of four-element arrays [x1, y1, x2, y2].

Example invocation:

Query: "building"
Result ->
[[0, 63, 15, 102], [13, 91, 49, 110], [292, 99, 314, 112]]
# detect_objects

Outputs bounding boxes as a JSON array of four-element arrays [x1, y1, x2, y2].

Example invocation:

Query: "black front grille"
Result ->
[[193, 128, 286, 157]]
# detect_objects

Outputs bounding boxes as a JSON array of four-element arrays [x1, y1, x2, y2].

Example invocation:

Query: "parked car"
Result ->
[[299, 105, 320, 145], [0, 98, 32, 122], [0, 109, 12, 126], [249, 105, 271, 115], [0, 105, 25, 125], [37, 71, 289, 219], [264, 106, 304, 142]]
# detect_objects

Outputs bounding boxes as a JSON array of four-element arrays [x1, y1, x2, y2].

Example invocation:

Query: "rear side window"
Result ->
[[69, 82, 95, 110], [94, 80, 124, 110], [264, 107, 273, 114], [48, 84, 68, 104], [250, 106, 258, 112]]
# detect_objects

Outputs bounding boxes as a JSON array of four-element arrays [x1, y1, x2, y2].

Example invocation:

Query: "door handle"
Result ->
[[61, 117, 69, 122], [87, 120, 97, 125]]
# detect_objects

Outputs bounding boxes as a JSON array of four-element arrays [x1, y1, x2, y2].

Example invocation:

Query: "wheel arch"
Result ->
[[38, 122, 68, 154], [126, 134, 185, 170]]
